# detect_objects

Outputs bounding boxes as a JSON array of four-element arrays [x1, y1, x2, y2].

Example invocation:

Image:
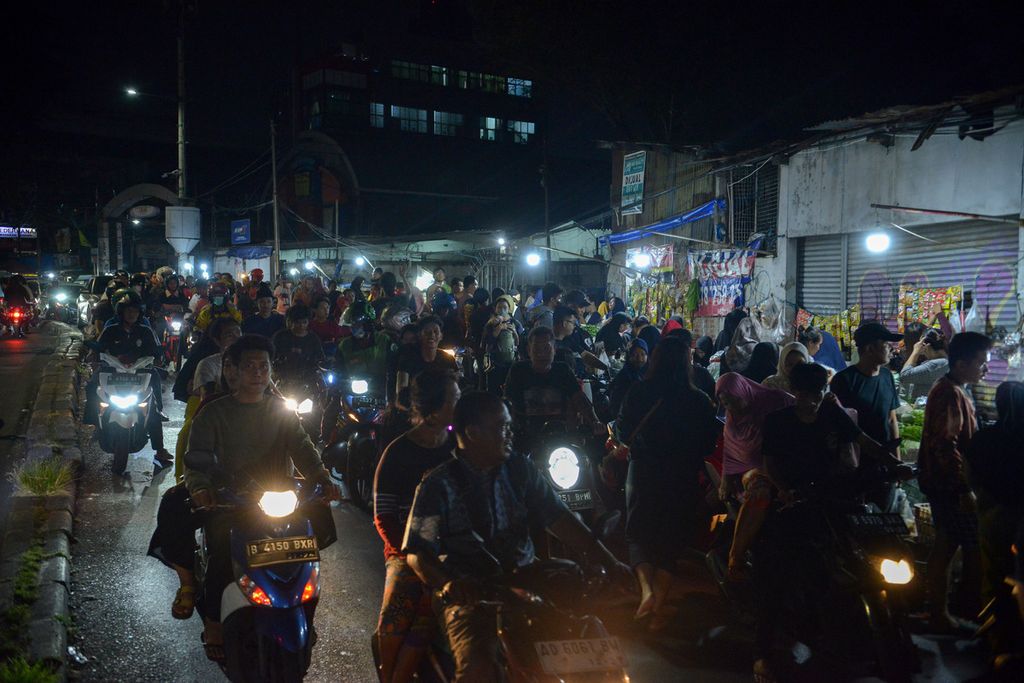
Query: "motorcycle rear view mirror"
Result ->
[[183, 449, 218, 473]]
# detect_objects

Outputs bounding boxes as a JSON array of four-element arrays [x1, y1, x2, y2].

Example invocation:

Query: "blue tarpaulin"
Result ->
[[600, 198, 726, 246], [226, 245, 273, 259]]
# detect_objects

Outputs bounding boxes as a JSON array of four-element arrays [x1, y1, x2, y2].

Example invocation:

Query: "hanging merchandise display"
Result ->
[[896, 285, 963, 333], [794, 308, 814, 331], [687, 237, 762, 317], [627, 280, 676, 325], [810, 305, 861, 350]]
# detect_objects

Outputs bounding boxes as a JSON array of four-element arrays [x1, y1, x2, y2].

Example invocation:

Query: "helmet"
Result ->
[[155, 266, 174, 281], [382, 301, 412, 332], [342, 300, 376, 327], [113, 288, 143, 317], [249, 268, 264, 283], [209, 282, 228, 304], [431, 290, 457, 312]]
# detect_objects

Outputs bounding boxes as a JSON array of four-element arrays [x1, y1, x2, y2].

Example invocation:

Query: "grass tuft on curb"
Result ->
[[0, 656, 60, 683], [9, 457, 75, 496]]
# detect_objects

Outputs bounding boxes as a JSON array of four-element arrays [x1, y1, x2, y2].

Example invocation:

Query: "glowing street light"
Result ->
[[497, 237, 506, 246], [304, 261, 315, 271], [355, 256, 366, 266], [632, 252, 652, 269], [125, 87, 139, 96], [181, 262, 193, 271], [132, 219, 141, 225], [866, 232, 891, 253], [525, 253, 542, 267], [199, 262, 209, 272], [289, 268, 299, 276]]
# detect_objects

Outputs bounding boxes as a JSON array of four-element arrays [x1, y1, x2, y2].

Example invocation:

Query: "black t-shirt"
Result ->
[[503, 360, 580, 435], [762, 402, 862, 495], [396, 346, 459, 406], [692, 365, 716, 400], [830, 365, 900, 443], [92, 299, 114, 326], [271, 329, 325, 378]]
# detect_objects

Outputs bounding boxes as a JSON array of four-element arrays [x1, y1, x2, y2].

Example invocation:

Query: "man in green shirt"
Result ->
[[186, 333, 338, 660]]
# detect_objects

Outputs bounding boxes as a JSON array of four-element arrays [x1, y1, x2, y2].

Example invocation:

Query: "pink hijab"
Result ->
[[716, 372, 795, 476]]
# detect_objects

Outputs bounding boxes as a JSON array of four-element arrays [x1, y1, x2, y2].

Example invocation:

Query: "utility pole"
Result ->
[[541, 136, 551, 282], [271, 120, 281, 281], [176, 3, 186, 199]]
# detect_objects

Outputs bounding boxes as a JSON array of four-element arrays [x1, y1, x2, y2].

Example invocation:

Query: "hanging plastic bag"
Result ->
[[962, 302, 984, 333], [751, 295, 786, 344]]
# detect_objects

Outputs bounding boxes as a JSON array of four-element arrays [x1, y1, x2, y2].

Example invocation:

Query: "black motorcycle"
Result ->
[[320, 374, 386, 510], [707, 475, 920, 681]]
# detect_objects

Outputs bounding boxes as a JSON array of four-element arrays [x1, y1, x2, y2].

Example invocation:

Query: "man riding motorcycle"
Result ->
[[403, 390, 631, 682], [502, 326, 604, 454], [271, 303, 325, 383], [184, 333, 340, 662], [194, 282, 242, 333], [88, 289, 174, 466]]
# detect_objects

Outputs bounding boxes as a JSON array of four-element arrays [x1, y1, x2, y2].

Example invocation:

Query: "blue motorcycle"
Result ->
[[187, 451, 332, 682]]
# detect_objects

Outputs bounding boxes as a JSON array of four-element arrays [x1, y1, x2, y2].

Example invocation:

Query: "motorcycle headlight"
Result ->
[[109, 394, 139, 410], [350, 379, 368, 395], [259, 490, 299, 518], [171, 321, 182, 332], [326, 373, 335, 384], [877, 558, 914, 585], [297, 398, 314, 414], [547, 447, 581, 490], [284, 397, 298, 411], [54, 292, 68, 302]]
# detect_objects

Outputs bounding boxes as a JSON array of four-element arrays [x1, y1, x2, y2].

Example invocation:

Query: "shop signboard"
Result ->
[[231, 219, 251, 245], [0, 226, 37, 239], [688, 238, 761, 317], [620, 151, 646, 216]]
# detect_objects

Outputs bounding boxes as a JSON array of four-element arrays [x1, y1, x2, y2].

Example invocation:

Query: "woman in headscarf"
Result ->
[[742, 342, 780, 384], [721, 316, 758, 376], [617, 337, 718, 630], [966, 381, 1024, 625], [762, 342, 811, 393], [608, 338, 649, 418], [715, 307, 748, 353], [715, 373, 795, 577], [596, 312, 632, 357]]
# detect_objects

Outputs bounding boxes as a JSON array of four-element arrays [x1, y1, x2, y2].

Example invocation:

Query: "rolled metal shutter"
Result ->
[[846, 220, 1020, 412], [797, 235, 844, 313]]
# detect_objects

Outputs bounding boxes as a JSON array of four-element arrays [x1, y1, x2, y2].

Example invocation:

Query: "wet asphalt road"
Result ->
[[0, 324, 62, 544], [68, 376, 988, 682]]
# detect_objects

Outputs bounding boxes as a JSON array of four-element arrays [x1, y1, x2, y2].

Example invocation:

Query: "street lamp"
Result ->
[[525, 253, 542, 267], [355, 256, 365, 267], [132, 219, 141, 225], [125, 87, 139, 96], [497, 237, 506, 246], [305, 261, 315, 271], [866, 232, 891, 253], [290, 268, 299, 276]]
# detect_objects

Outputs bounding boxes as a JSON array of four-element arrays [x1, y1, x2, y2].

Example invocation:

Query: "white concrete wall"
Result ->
[[527, 226, 609, 261], [782, 114, 1024, 238]]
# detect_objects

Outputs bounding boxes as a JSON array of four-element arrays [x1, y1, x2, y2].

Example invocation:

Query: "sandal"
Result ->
[[172, 585, 195, 620], [202, 631, 225, 663]]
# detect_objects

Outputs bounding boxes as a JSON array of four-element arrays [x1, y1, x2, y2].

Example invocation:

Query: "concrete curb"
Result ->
[[0, 321, 84, 679]]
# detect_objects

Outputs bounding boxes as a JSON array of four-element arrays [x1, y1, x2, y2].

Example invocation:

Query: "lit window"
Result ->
[[433, 111, 464, 136], [507, 120, 535, 144], [431, 66, 448, 86], [391, 106, 428, 133], [480, 116, 502, 141], [370, 102, 384, 128], [507, 78, 532, 98]]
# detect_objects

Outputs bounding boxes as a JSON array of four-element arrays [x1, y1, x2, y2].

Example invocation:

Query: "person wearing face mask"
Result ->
[[335, 301, 389, 390], [193, 282, 242, 333]]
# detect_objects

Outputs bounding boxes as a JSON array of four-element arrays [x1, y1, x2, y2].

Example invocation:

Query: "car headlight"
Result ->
[[54, 292, 68, 302], [259, 490, 299, 518], [547, 447, 581, 490], [109, 394, 139, 410], [297, 398, 314, 414], [877, 558, 914, 585], [171, 321, 182, 332], [351, 379, 368, 395]]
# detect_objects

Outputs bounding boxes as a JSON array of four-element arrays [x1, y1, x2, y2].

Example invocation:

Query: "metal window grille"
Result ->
[[727, 163, 778, 251], [369, 102, 384, 128], [433, 111, 464, 136], [390, 106, 428, 133]]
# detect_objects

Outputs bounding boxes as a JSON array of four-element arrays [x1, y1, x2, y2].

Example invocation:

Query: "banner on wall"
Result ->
[[687, 237, 761, 316]]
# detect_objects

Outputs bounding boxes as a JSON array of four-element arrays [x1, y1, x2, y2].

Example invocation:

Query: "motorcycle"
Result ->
[[276, 372, 326, 442], [95, 353, 156, 474], [44, 288, 78, 324], [320, 374, 386, 510], [163, 311, 186, 372], [5, 305, 32, 337], [528, 421, 603, 519], [705, 471, 921, 682], [185, 450, 330, 683], [375, 512, 629, 682]]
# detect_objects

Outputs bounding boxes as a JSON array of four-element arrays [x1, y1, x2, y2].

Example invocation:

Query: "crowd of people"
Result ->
[[81, 263, 1024, 681]]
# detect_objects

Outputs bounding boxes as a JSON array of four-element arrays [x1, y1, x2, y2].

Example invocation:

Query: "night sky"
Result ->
[[2, 0, 1022, 218]]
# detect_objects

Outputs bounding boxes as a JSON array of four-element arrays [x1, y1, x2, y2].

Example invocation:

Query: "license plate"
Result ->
[[354, 395, 384, 408], [245, 536, 319, 568], [557, 489, 593, 510], [534, 637, 626, 674], [110, 374, 143, 386], [846, 513, 910, 537]]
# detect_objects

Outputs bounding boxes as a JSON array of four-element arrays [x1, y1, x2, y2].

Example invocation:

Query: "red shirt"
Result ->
[[308, 318, 349, 344], [917, 375, 977, 496]]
